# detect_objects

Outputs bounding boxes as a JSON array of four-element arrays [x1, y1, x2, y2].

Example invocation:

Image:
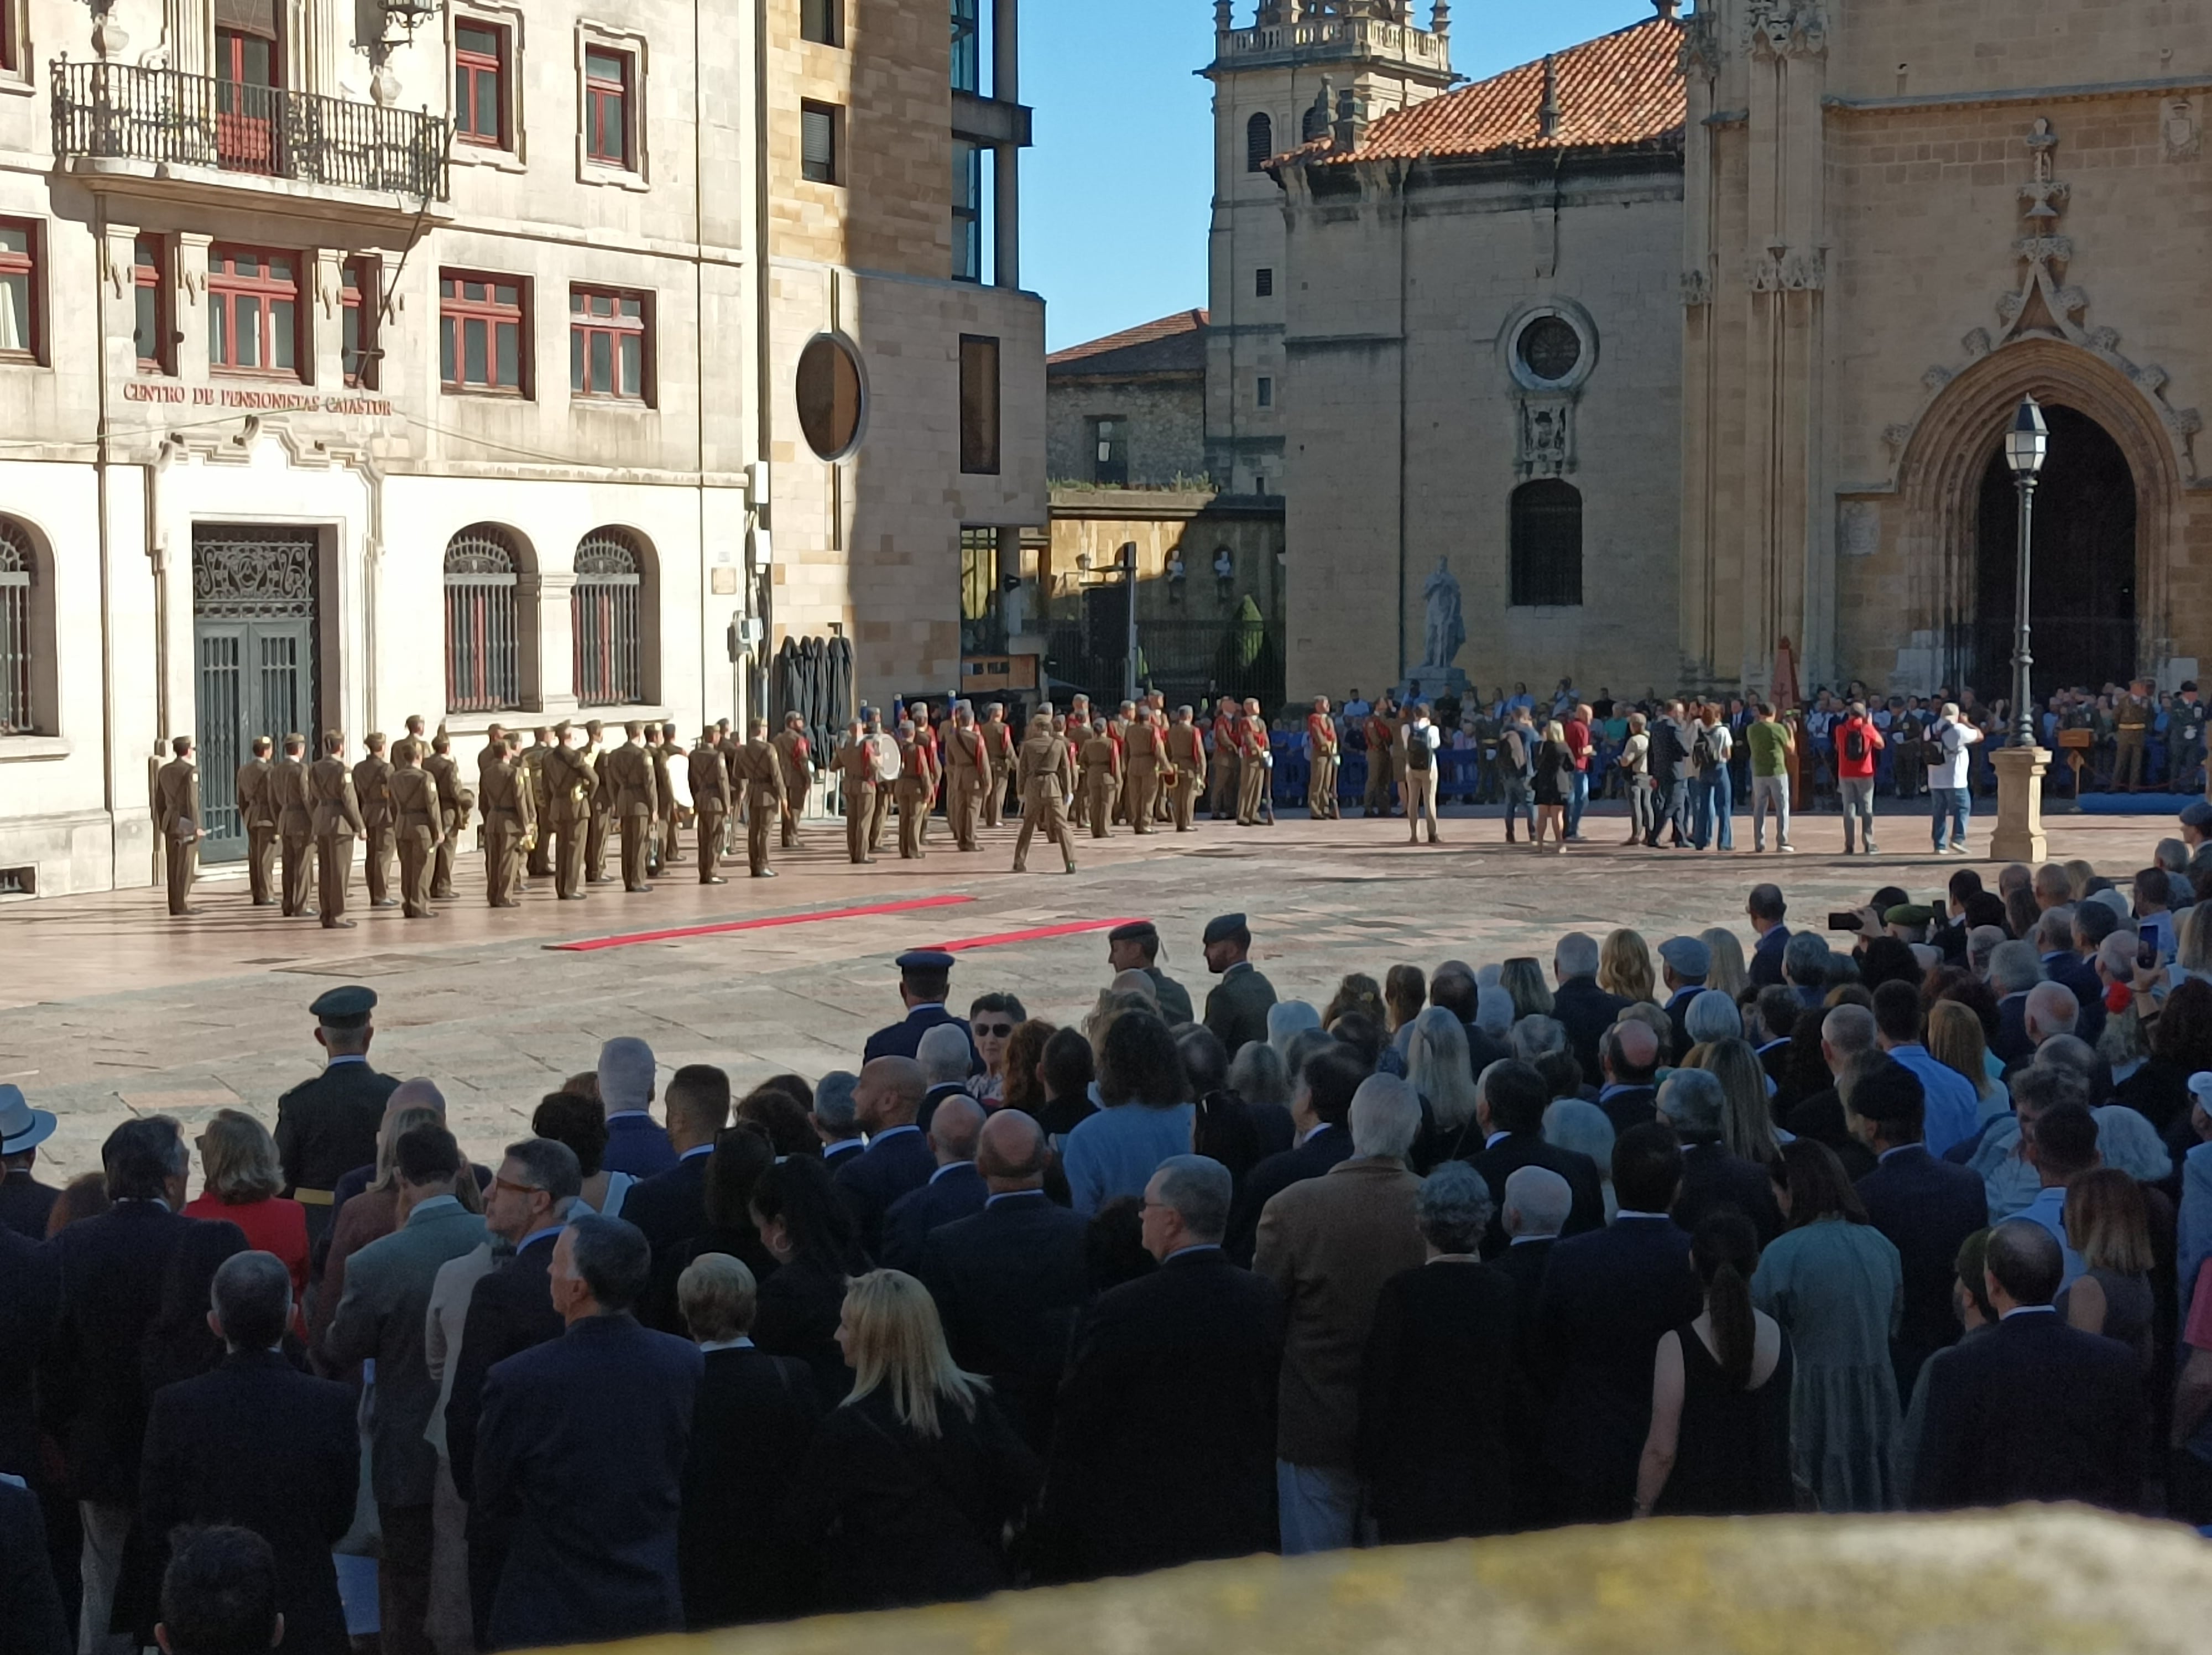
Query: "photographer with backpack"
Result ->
[[1834, 700, 1885, 855]]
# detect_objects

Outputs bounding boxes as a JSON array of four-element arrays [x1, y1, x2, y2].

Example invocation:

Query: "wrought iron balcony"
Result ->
[[53, 61, 448, 200]]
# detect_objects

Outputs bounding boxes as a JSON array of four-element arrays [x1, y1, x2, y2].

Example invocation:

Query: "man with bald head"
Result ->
[[832, 1056, 935, 1257], [1595, 1018, 1662, 1134], [918, 1108, 1093, 1449], [880, 1094, 987, 1272]]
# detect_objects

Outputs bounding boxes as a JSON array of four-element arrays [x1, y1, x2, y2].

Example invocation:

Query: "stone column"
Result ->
[[1989, 743, 2050, 862]]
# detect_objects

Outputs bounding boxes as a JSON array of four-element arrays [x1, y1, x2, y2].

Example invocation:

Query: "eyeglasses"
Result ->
[[973, 1023, 1015, 1038], [491, 1176, 544, 1197]]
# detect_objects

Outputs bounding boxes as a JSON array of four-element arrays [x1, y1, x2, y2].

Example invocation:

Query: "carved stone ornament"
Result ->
[[1839, 500, 1881, 558], [1678, 13, 1721, 81], [1996, 119, 2093, 346], [1961, 328, 1992, 360], [1745, 1, 1825, 60], [2164, 98, 2201, 162], [1749, 245, 1825, 293], [1679, 269, 1712, 307], [1515, 397, 1575, 480]]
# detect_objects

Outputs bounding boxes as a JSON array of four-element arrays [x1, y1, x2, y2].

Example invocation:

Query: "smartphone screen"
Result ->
[[2139, 923, 2161, 969], [1827, 911, 1861, 931]]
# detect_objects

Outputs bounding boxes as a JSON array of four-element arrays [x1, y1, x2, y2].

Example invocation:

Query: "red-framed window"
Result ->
[[213, 19, 281, 174], [0, 218, 37, 362], [454, 21, 507, 147], [440, 270, 528, 394], [569, 287, 648, 402], [132, 236, 169, 374], [584, 46, 632, 168], [206, 244, 301, 377], [340, 257, 378, 388]]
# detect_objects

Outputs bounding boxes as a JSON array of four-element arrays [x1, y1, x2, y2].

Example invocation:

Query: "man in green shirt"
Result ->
[[1746, 703, 1796, 853]]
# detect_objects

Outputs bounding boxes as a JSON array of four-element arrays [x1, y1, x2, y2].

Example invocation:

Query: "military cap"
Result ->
[[309, 985, 378, 1029], [1657, 935, 1710, 979], [2181, 800, 2212, 830], [1883, 903, 1935, 927], [1202, 914, 1249, 946], [1109, 920, 1160, 945], [895, 949, 957, 974]]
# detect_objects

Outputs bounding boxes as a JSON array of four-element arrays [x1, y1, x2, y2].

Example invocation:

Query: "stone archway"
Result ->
[[1892, 337, 2186, 697]]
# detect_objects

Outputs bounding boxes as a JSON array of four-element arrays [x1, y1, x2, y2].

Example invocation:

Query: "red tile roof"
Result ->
[[1047, 308, 1208, 376], [1294, 16, 1684, 166]]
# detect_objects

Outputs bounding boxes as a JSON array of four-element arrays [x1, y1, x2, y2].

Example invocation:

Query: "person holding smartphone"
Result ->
[[1928, 702, 1983, 855]]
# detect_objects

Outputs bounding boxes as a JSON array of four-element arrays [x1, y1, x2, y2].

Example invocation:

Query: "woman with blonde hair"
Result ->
[[182, 1107, 311, 1293], [1689, 1038, 1782, 1165], [1406, 1007, 1479, 1139], [782, 1269, 1039, 1610], [2172, 900, 2212, 984], [1924, 1000, 2007, 1124], [1323, 972, 1388, 1029], [1498, 957, 1554, 1024], [1599, 928, 1657, 1005], [1699, 928, 1751, 1002], [1532, 720, 1574, 851], [2063, 858, 2098, 901], [2056, 1168, 2155, 1367]]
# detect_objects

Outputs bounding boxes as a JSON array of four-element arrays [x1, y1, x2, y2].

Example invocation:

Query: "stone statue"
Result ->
[[1421, 558, 1465, 670]]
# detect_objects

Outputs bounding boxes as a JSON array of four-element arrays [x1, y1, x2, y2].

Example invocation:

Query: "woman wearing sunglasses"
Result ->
[[964, 992, 1027, 1105]]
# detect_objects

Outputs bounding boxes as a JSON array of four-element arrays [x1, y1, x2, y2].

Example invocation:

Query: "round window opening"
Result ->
[[796, 335, 864, 459], [1517, 315, 1582, 384]]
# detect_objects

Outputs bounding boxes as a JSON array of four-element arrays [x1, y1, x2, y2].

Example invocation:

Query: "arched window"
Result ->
[[1510, 480, 1583, 607], [443, 525, 524, 713], [1245, 111, 1274, 171], [573, 528, 645, 705], [0, 518, 34, 733]]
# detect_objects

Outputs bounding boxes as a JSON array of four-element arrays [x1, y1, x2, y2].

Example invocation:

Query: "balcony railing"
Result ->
[[1221, 18, 1449, 73], [53, 61, 448, 200]]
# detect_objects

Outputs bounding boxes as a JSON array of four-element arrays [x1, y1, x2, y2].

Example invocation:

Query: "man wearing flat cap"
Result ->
[[274, 986, 401, 1242], [1656, 935, 1710, 1064], [2182, 798, 2212, 849], [0, 1083, 60, 1238], [1108, 922, 1193, 1024], [1201, 915, 1277, 1057], [863, 951, 983, 1070]]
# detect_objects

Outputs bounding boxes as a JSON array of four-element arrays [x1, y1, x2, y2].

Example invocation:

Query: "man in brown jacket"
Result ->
[[895, 721, 931, 861], [1124, 706, 1165, 835], [602, 721, 659, 892], [479, 731, 532, 908], [236, 734, 279, 904], [153, 733, 204, 915], [1164, 705, 1208, 832], [582, 719, 613, 884], [689, 726, 733, 881], [1079, 718, 1121, 840], [387, 740, 445, 919], [1011, 713, 1077, 874], [522, 728, 556, 881], [834, 720, 879, 866], [1251, 1073, 1427, 1554], [544, 722, 596, 898], [735, 717, 786, 878], [648, 722, 683, 871], [423, 731, 468, 901], [978, 703, 1016, 828], [771, 712, 812, 847], [309, 731, 368, 929], [943, 703, 990, 852], [353, 732, 398, 909], [273, 732, 317, 917]]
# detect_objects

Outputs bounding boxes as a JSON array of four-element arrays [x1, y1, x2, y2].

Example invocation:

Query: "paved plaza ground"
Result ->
[[0, 799, 2181, 1186]]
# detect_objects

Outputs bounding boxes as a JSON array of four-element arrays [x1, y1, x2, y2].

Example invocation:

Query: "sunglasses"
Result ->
[[973, 1022, 1015, 1038]]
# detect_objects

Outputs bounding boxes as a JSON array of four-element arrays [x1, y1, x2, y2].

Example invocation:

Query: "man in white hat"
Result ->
[[0, 1083, 58, 1238]]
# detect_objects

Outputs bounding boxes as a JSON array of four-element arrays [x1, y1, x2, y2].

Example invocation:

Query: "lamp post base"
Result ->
[[1989, 743, 2050, 864]]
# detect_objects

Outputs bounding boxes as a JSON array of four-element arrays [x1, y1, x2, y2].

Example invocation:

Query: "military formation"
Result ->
[[148, 691, 1288, 915]]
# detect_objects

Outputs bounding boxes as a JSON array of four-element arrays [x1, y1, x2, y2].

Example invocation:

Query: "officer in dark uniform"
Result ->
[[1105, 920, 1194, 1023], [1200, 913, 1279, 1058], [273, 985, 401, 1243], [862, 950, 982, 1071]]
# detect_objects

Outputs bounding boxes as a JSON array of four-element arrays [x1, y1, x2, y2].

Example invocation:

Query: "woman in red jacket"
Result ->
[[182, 1107, 311, 1297]]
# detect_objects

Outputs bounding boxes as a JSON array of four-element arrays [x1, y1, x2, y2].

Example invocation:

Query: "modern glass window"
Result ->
[[570, 287, 648, 402], [959, 334, 999, 475], [959, 527, 1006, 655], [800, 101, 841, 184], [340, 257, 378, 388], [0, 219, 36, 361], [444, 526, 522, 712], [131, 236, 168, 373], [584, 46, 632, 168], [952, 139, 983, 283], [0, 518, 33, 734], [454, 21, 508, 147], [1509, 478, 1584, 607], [572, 529, 644, 706], [1090, 416, 1128, 487], [440, 271, 527, 394], [207, 245, 300, 376], [801, 0, 840, 46], [1246, 111, 1274, 171], [796, 334, 863, 459], [950, 0, 979, 93]]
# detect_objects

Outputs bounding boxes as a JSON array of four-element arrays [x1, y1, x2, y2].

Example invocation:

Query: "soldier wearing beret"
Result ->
[[309, 731, 367, 929], [387, 739, 445, 918], [273, 732, 318, 917], [274, 986, 400, 1242], [1108, 920, 1193, 1023], [690, 725, 734, 883], [424, 729, 469, 901], [1201, 914, 1278, 1057]]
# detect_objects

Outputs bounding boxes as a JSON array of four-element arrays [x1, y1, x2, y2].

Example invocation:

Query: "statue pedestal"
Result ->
[[1399, 665, 1469, 706], [1988, 743, 2049, 864]]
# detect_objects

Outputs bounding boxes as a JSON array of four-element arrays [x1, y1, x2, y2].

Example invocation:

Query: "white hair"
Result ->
[[1474, 985, 1515, 1038], [1683, 989, 1743, 1047], [916, 1024, 973, 1086], [1502, 1164, 1573, 1239], [1554, 932, 1600, 980], [1348, 1074, 1422, 1161]]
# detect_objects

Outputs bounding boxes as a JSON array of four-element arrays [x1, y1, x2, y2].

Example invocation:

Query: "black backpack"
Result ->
[[1842, 722, 1868, 763], [1406, 731, 1433, 773]]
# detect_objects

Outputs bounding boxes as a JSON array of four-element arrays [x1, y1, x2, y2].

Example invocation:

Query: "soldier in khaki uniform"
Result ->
[[582, 719, 613, 884], [978, 704, 1016, 828], [771, 712, 812, 847], [834, 720, 879, 866], [1079, 717, 1121, 840], [602, 721, 659, 892], [646, 722, 682, 872], [1165, 705, 1208, 832], [479, 730, 532, 908], [352, 733, 398, 909], [387, 740, 445, 919], [895, 722, 931, 860], [1209, 696, 1242, 821], [1145, 691, 1175, 822], [1306, 696, 1342, 820], [424, 731, 467, 900], [308, 731, 367, 929], [236, 735, 279, 905], [273, 732, 317, 917], [545, 721, 596, 898], [688, 726, 733, 882], [943, 704, 989, 852], [862, 710, 896, 855], [1235, 699, 1271, 826], [153, 734, 204, 916], [1124, 706, 1165, 835], [523, 727, 556, 879], [1110, 701, 1139, 826], [736, 718, 786, 878], [910, 704, 941, 846], [1012, 713, 1078, 874]]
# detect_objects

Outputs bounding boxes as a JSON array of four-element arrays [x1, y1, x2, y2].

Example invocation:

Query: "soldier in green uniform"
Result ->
[[583, 719, 614, 884], [388, 739, 445, 919], [545, 720, 597, 899], [1107, 920, 1194, 1023], [274, 985, 400, 1243], [1200, 913, 1278, 1057], [273, 732, 317, 917], [353, 733, 398, 909], [424, 730, 468, 900], [522, 726, 556, 881]]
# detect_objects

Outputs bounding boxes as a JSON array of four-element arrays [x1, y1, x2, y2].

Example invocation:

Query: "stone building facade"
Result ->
[[0, 0, 1043, 898]]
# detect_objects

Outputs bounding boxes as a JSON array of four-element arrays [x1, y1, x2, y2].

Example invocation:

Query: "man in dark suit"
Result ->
[[273, 986, 400, 1242], [0, 1085, 60, 1240], [832, 1057, 937, 1258], [861, 951, 981, 1070], [1747, 884, 1791, 988], [1495, 1165, 1570, 1379], [1463, 1060, 1605, 1256], [597, 1037, 676, 1179], [39, 1119, 245, 1655], [1046, 1156, 1284, 1580], [474, 1215, 703, 1651], [0, 1222, 54, 1486], [1846, 1059, 1996, 1400], [1659, 1069, 1783, 1245], [1656, 936, 1710, 1063], [1594, 1020, 1662, 1134], [1987, 941, 2044, 1066], [1913, 1221, 2142, 1511], [1550, 934, 1629, 1081], [1751, 986, 1801, 1091], [1645, 702, 1694, 847], [911, 1024, 977, 1135], [1531, 1123, 1701, 1525], [137, 1254, 357, 1655], [673, 1255, 820, 1629], [880, 1095, 987, 1273], [1201, 914, 1280, 1058], [1226, 1045, 1364, 1265], [1785, 1003, 1880, 1180], [0, 1475, 68, 1655], [2036, 906, 2107, 1045], [919, 1111, 1091, 1453], [810, 1071, 866, 1169], [1427, 966, 1509, 1076], [619, 1066, 729, 1258]]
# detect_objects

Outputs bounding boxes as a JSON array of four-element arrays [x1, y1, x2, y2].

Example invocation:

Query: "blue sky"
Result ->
[[1024, 1, 1660, 351]]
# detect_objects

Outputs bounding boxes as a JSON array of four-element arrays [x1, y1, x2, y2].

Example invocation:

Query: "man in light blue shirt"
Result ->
[[1871, 981, 1979, 1157]]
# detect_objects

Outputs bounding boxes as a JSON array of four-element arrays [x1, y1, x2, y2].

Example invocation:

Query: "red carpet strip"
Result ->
[[932, 918, 1146, 952], [545, 893, 977, 952]]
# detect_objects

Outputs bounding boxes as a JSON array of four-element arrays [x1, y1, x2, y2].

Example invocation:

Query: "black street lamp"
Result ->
[[2004, 394, 2049, 750]]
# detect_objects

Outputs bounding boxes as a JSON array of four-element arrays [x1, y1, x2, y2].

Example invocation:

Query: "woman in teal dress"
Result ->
[[1751, 1137, 1904, 1511]]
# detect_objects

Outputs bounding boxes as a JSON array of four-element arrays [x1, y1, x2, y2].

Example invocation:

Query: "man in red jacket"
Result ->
[[1834, 699, 1886, 855]]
